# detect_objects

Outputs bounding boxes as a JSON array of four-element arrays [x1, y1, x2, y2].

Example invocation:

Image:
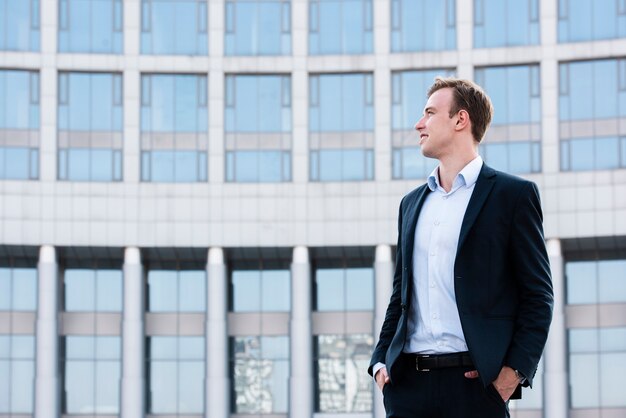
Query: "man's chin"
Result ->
[[420, 148, 435, 159]]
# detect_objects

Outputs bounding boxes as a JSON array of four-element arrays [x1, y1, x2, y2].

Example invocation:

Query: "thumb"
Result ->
[[464, 370, 480, 379]]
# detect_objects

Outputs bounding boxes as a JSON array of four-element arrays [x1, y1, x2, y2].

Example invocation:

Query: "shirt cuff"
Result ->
[[372, 362, 386, 382]]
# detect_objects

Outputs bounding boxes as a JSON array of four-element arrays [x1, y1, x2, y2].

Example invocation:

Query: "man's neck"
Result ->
[[437, 152, 479, 192]]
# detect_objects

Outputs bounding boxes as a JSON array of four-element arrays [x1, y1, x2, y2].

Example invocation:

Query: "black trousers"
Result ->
[[382, 354, 509, 418]]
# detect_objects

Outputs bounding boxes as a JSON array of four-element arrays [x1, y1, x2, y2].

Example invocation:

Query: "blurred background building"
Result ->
[[1, 0, 625, 418]]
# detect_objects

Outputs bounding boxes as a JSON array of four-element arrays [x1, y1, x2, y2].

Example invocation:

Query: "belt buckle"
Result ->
[[415, 355, 430, 372]]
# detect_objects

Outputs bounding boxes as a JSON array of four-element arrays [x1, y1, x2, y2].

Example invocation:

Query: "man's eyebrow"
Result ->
[[423, 106, 435, 113]]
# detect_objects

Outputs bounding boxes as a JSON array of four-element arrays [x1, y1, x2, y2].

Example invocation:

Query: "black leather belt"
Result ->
[[405, 352, 474, 371]]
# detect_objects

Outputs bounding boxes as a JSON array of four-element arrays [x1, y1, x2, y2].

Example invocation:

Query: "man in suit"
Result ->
[[369, 77, 553, 418]]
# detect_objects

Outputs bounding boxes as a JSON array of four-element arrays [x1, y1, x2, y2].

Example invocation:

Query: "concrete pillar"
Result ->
[[373, 244, 394, 418], [206, 247, 229, 418], [544, 239, 568, 418], [35, 245, 59, 418], [289, 246, 313, 418], [456, 0, 474, 79], [121, 247, 145, 418]]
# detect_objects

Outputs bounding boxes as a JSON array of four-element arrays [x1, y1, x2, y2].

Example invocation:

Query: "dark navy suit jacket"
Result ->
[[369, 163, 554, 395]]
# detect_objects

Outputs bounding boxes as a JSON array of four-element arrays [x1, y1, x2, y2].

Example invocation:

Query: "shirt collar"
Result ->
[[427, 156, 483, 192]]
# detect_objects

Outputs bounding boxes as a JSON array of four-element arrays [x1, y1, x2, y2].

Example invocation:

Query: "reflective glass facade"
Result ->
[[147, 336, 205, 414], [309, 0, 372, 55], [141, 0, 207, 55], [0, 267, 37, 311], [148, 270, 206, 312], [58, 0, 123, 54], [309, 73, 374, 181], [0, 70, 39, 180], [62, 335, 121, 414], [0, 335, 35, 413], [231, 336, 289, 413], [0, 0, 40, 51], [474, 0, 539, 48], [58, 72, 123, 181], [559, 59, 626, 171], [566, 260, 626, 304], [569, 327, 626, 408], [225, 0, 291, 56], [315, 267, 373, 311], [558, 0, 626, 43], [225, 75, 292, 182], [566, 259, 626, 410], [475, 65, 542, 174], [390, 0, 455, 52], [315, 334, 373, 413], [391, 69, 452, 179], [64, 269, 122, 312], [141, 74, 208, 182], [4, 1, 626, 417], [231, 269, 290, 312]]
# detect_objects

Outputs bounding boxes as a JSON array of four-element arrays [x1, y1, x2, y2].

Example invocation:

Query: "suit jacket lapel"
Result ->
[[456, 163, 497, 256], [403, 185, 431, 276]]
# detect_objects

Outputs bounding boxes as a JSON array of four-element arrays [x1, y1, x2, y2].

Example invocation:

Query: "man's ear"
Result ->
[[455, 109, 470, 131]]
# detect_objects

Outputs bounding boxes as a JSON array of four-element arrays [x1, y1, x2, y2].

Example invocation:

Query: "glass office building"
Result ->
[[1, 1, 626, 418]]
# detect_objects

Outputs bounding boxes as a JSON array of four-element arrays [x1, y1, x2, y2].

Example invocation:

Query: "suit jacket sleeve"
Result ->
[[505, 181, 554, 386], [368, 198, 405, 376]]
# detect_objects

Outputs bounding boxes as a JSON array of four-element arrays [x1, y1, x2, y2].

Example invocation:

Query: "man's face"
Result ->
[[414, 88, 458, 159]]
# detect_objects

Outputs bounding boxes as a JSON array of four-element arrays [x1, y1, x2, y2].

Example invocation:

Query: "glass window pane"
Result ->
[[65, 269, 96, 311], [179, 337, 204, 360], [1, 0, 39, 51], [345, 268, 374, 310], [261, 270, 290, 312], [559, 0, 624, 42], [392, 0, 456, 52], [95, 360, 121, 413], [0, 360, 8, 413], [148, 271, 178, 312], [570, 139, 595, 171], [178, 361, 204, 412], [570, 353, 600, 408], [11, 336, 34, 360], [141, 74, 207, 183], [10, 268, 37, 311], [66, 336, 95, 360], [316, 334, 373, 412], [569, 327, 626, 408], [598, 260, 626, 303], [232, 336, 288, 414], [149, 361, 177, 413], [316, 269, 345, 311], [0, 269, 10, 310], [179, 271, 206, 312], [310, 0, 372, 55], [232, 270, 261, 312], [10, 360, 34, 413], [150, 337, 178, 360], [566, 261, 598, 304], [227, 0, 289, 56], [599, 352, 626, 407], [65, 361, 96, 413], [96, 336, 121, 360], [141, 0, 207, 55], [96, 270, 122, 312]]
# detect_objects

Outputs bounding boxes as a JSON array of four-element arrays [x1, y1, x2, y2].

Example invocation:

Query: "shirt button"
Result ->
[[430, 252, 435, 256], [434, 220, 440, 226], [442, 196, 448, 200], [430, 281, 435, 288], [432, 313, 437, 319]]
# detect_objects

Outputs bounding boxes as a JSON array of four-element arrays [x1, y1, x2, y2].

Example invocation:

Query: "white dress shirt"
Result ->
[[373, 156, 483, 379]]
